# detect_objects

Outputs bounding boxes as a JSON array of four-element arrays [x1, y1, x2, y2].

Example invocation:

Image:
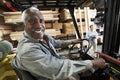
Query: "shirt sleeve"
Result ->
[[47, 35, 72, 48], [86, 32, 90, 39], [94, 30, 99, 37], [20, 45, 94, 80]]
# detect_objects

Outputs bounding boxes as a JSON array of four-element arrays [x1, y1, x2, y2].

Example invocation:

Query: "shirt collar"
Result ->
[[23, 31, 40, 43]]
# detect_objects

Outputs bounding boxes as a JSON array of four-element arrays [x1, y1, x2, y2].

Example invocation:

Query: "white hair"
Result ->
[[21, 7, 39, 24]]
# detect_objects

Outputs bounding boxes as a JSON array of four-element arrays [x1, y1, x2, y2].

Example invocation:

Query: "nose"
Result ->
[[33, 20, 43, 28]]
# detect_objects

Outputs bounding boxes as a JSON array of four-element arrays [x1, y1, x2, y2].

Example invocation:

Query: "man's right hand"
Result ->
[[91, 58, 106, 68]]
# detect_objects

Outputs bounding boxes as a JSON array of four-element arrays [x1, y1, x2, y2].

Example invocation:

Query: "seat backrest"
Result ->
[[11, 62, 36, 80]]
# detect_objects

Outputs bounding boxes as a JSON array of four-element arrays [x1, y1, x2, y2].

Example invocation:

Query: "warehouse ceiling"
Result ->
[[0, 0, 105, 12], [0, 0, 105, 25]]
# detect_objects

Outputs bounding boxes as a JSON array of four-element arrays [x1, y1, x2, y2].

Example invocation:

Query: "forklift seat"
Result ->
[[11, 60, 36, 80]]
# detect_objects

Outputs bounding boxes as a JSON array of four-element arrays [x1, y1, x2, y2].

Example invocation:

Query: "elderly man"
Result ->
[[12, 7, 106, 80]]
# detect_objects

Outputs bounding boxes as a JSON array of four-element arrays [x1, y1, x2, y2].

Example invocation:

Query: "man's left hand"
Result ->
[[72, 39, 80, 44]]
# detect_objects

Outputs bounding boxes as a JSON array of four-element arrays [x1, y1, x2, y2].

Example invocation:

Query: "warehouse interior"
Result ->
[[0, 0, 120, 80]]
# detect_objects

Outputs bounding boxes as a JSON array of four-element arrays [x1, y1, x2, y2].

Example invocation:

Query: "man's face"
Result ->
[[25, 14, 45, 39]]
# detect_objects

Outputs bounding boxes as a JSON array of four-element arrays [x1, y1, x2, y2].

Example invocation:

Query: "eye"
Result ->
[[39, 19, 44, 23], [27, 18, 37, 24], [27, 16, 40, 24]]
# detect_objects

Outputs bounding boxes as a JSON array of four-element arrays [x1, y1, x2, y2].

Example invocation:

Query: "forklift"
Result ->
[[1, 0, 120, 80]]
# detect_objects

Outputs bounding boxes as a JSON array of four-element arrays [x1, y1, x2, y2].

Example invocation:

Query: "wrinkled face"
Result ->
[[25, 12, 45, 39]]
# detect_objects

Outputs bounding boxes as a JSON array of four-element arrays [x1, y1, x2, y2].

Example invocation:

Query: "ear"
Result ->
[[24, 23, 29, 30], [24, 22, 30, 27]]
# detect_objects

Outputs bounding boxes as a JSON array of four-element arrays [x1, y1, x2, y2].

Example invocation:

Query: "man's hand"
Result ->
[[91, 58, 106, 68], [91, 35, 96, 39], [72, 39, 80, 44]]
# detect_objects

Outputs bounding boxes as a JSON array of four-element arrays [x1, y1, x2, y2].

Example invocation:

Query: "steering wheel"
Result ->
[[69, 39, 93, 60]]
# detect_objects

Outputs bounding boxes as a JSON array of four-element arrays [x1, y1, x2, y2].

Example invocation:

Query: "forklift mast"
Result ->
[[102, 0, 120, 57], [100, 0, 120, 80]]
